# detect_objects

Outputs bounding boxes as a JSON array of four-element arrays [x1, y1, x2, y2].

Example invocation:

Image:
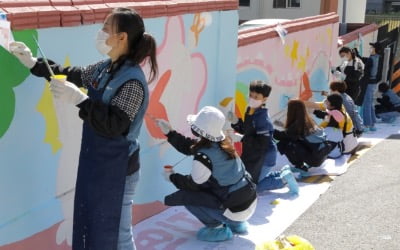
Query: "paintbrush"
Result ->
[[32, 35, 55, 77]]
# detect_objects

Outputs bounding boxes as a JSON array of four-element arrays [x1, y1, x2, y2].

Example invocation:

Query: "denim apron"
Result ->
[[72, 59, 148, 250]]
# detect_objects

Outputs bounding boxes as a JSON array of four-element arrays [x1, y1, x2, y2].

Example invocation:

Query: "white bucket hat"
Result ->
[[187, 106, 226, 142]]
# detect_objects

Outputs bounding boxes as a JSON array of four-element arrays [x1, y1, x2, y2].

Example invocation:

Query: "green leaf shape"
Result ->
[[0, 29, 38, 138]]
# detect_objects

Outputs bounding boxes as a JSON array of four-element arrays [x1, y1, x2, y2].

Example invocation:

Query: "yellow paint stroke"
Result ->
[[219, 97, 233, 107], [36, 80, 62, 153], [297, 55, 307, 72], [235, 90, 247, 119], [327, 27, 332, 41], [190, 13, 205, 47], [290, 40, 299, 66], [36, 56, 72, 153]]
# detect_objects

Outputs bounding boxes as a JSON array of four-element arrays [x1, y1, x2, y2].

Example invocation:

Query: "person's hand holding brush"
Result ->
[[156, 119, 172, 135]]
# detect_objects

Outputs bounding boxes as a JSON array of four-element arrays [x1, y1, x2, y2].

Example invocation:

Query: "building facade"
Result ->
[[239, 0, 367, 23]]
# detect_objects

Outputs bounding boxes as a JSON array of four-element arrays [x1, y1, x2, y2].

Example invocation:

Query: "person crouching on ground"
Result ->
[[156, 106, 257, 242], [329, 81, 364, 137], [305, 93, 358, 155], [375, 82, 400, 123], [273, 100, 333, 174], [227, 80, 298, 195]]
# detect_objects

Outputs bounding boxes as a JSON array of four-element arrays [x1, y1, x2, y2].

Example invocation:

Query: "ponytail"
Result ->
[[111, 8, 159, 83], [191, 137, 237, 160], [128, 33, 158, 83], [350, 48, 356, 60]]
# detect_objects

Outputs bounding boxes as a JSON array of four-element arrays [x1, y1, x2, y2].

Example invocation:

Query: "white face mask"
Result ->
[[248, 98, 263, 108], [96, 30, 112, 55], [341, 57, 348, 64]]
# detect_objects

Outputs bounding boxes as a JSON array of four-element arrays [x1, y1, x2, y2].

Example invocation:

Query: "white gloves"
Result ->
[[227, 111, 239, 124], [334, 70, 346, 81], [156, 119, 172, 135], [50, 78, 88, 106], [9, 41, 37, 69]]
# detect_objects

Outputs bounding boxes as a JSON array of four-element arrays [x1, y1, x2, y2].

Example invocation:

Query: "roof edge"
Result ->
[[238, 12, 339, 47], [0, 0, 238, 30]]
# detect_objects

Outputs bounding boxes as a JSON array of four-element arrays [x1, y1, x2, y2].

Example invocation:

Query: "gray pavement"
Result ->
[[284, 134, 400, 250]]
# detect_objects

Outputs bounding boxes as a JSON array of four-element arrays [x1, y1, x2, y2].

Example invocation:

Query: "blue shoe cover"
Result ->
[[227, 221, 248, 235], [290, 166, 310, 177], [197, 226, 233, 242], [280, 168, 299, 195]]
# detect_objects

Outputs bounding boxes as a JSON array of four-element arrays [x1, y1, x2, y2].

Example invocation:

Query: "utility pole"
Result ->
[[339, 0, 347, 36]]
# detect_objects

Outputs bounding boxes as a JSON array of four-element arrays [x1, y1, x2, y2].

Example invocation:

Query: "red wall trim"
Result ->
[[0, 0, 238, 30], [338, 23, 379, 46], [238, 13, 339, 47]]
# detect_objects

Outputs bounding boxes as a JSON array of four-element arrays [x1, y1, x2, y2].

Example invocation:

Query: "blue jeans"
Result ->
[[257, 144, 284, 192], [362, 84, 377, 127], [185, 205, 244, 228], [377, 111, 398, 122], [117, 171, 140, 250]]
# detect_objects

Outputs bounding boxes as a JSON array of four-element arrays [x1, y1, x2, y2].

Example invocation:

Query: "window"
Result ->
[[273, 0, 301, 8], [288, 0, 300, 8], [273, 0, 286, 8], [239, 0, 250, 7]]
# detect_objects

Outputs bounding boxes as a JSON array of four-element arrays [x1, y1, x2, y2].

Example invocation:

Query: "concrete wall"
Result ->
[[239, 0, 321, 20], [338, 0, 367, 23], [239, 0, 366, 24], [239, 0, 260, 20]]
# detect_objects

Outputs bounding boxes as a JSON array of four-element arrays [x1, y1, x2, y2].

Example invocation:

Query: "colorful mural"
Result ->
[[234, 24, 338, 126], [0, 10, 238, 249], [1, 7, 358, 250]]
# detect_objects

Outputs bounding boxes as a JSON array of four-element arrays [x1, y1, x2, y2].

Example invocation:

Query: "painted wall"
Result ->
[[1, 8, 364, 250], [235, 19, 339, 123], [0, 10, 238, 250]]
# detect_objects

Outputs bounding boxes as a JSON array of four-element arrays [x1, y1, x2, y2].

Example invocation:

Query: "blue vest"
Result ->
[[93, 59, 149, 154], [198, 143, 247, 193]]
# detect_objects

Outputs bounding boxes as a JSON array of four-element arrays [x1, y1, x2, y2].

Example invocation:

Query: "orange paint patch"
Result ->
[[144, 70, 172, 139]]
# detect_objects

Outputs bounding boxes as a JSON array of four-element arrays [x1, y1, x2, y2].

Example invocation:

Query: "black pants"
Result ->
[[277, 139, 332, 168]]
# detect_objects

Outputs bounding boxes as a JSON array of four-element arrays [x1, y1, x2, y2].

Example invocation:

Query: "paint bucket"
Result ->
[[164, 165, 174, 172], [51, 74, 67, 82]]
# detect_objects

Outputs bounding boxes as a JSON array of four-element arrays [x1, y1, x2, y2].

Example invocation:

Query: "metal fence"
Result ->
[[365, 14, 400, 31]]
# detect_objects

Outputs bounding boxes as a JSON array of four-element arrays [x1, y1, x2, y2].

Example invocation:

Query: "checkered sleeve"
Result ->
[[110, 80, 144, 121], [80, 61, 105, 88]]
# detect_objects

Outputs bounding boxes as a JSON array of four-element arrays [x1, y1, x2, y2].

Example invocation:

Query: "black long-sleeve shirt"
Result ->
[[166, 130, 202, 191], [31, 58, 144, 138]]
